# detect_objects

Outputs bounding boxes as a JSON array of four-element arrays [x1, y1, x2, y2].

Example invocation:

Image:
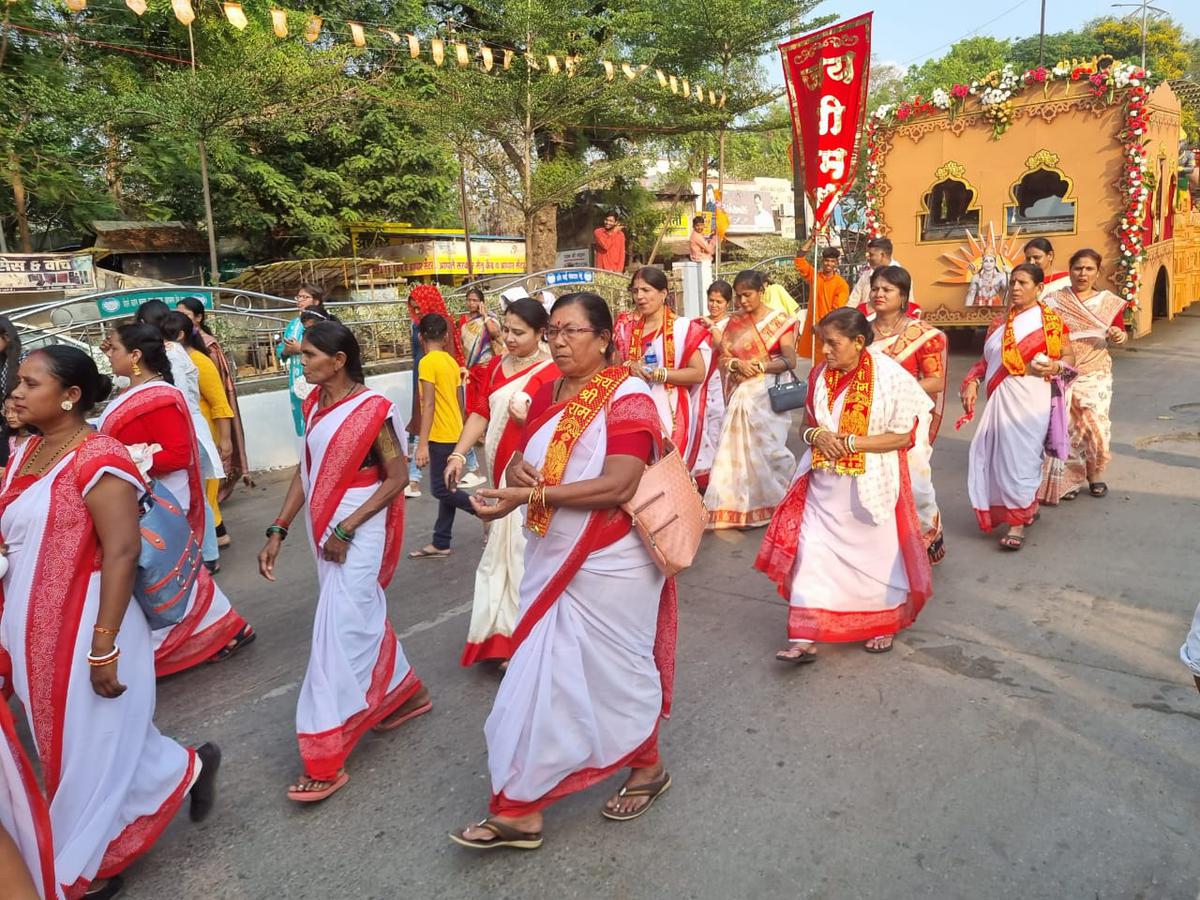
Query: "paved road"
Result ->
[[113, 312, 1200, 899]]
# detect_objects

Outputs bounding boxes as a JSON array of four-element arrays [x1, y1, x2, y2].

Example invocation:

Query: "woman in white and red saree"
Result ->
[[99, 325, 251, 676], [960, 264, 1075, 550], [1023, 238, 1070, 296], [258, 322, 429, 804], [867, 266, 949, 564], [1, 348, 218, 900], [450, 293, 676, 851], [1, 696, 59, 899], [1038, 248, 1127, 502], [613, 266, 712, 471], [445, 299, 560, 667], [704, 270, 798, 530], [757, 308, 933, 660], [692, 280, 733, 487]]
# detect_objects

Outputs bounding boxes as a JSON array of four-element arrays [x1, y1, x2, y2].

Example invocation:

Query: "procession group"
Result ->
[[0, 231, 1132, 897]]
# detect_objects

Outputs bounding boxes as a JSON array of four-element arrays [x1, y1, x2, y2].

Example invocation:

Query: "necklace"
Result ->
[[22, 425, 90, 477], [507, 347, 545, 369], [321, 381, 359, 408], [873, 315, 904, 338]]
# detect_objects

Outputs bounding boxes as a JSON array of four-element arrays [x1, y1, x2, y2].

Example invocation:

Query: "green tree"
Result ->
[[903, 36, 1011, 95]]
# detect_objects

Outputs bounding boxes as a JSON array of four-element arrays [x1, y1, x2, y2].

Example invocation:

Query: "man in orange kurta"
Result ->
[[794, 246, 850, 363]]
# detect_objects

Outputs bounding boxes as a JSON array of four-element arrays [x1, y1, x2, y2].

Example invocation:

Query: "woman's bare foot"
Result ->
[[458, 811, 543, 843], [376, 686, 431, 730], [287, 770, 347, 799], [604, 763, 666, 818], [864, 635, 894, 653], [775, 644, 817, 663]]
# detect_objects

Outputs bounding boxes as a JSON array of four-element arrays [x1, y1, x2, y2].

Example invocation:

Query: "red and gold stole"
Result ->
[[629, 307, 676, 369], [526, 365, 629, 536], [1001, 302, 1065, 376], [811, 350, 874, 476]]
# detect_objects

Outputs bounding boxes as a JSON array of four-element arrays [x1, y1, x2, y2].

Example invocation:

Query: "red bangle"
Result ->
[[273, 517, 291, 528]]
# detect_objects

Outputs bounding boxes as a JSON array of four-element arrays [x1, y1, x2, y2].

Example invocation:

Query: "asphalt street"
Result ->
[[103, 310, 1200, 899]]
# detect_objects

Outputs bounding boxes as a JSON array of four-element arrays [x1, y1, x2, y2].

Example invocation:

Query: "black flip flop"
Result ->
[[864, 637, 894, 654], [1060, 489, 1079, 501], [775, 647, 818, 664], [190, 742, 221, 822], [1089, 482, 1108, 497], [208, 625, 256, 663]]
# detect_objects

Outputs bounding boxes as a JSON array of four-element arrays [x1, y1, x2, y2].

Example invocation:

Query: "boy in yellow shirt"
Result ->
[[411, 313, 478, 558]]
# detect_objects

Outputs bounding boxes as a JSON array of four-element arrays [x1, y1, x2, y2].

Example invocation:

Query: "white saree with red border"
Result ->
[[0, 689, 61, 899], [97, 381, 246, 675], [0, 436, 196, 899], [756, 352, 933, 643], [484, 374, 677, 818], [295, 388, 423, 782], [461, 355, 560, 666]]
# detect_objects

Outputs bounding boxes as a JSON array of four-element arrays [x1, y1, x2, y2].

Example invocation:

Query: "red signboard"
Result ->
[[780, 13, 872, 230]]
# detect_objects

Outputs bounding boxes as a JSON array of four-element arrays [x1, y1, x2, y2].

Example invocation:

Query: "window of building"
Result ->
[[919, 163, 981, 242], [1005, 152, 1077, 235]]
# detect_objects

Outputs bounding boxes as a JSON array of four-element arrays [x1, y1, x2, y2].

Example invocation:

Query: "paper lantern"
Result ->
[[270, 8, 288, 37], [481, 46, 494, 71], [431, 38, 445, 65], [454, 42, 469, 67], [349, 21, 365, 47], [222, 2, 248, 31], [303, 14, 322, 42], [126, 0, 147, 14], [171, 0, 195, 26], [406, 33, 419, 58], [65, 0, 86, 11]]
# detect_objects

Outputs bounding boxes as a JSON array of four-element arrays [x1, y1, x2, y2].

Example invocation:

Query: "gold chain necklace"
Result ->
[[22, 426, 90, 477], [321, 381, 359, 409]]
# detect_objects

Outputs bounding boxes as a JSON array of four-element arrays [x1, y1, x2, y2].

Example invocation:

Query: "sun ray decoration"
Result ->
[[938, 222, 1024, 285]]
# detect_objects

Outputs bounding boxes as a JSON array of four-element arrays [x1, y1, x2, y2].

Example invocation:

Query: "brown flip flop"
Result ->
[[601, 773, 672, 822], [449, 818, 544, 850], [372, 700, 432, 733]]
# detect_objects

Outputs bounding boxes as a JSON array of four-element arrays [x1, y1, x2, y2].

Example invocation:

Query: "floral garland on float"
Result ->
[[864, 57, 1151, 309]]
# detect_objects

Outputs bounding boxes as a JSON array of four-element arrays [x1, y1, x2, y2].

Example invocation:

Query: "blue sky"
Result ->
[[808, 0, 1200, 68]]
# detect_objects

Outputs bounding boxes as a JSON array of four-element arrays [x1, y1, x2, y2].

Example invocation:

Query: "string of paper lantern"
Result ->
[[51, 0, 727, 106]]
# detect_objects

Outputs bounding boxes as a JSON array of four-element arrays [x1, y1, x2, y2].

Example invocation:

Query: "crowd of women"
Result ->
[[0, 232, 1135, 894]]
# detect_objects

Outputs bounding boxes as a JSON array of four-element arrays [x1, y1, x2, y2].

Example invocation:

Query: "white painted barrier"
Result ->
[[239, 370, 414, 471]]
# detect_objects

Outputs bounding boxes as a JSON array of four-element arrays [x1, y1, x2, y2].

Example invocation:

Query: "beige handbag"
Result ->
[[622, 437, 707, 578]]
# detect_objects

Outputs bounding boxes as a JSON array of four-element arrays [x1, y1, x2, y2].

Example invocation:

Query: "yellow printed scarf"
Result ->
[[811, 350, 874, 477]]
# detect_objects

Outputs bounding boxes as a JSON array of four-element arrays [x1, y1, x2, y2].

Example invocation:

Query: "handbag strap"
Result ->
[[773, 367, 800, 386]]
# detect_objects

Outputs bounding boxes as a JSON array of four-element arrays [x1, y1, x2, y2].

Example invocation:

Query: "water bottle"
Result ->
[[643, 344, 659, 369]]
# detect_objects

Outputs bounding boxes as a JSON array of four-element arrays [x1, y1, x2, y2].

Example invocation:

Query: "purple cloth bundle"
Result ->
[[1044, 367, 1078, 460]]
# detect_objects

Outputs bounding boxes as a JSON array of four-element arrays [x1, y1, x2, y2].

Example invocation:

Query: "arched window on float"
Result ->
[[1004, 149, 1077, 236], [918, 161, 981, 242]]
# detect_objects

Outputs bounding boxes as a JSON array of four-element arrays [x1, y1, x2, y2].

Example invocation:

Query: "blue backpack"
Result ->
[[135, 481, 201, 629]]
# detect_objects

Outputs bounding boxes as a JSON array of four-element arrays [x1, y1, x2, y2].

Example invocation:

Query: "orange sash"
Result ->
[[811, 350, 874, 476], [1001, 302, 1064, 376], [526, 366, 630, 536], [629, 307, 676, 369]]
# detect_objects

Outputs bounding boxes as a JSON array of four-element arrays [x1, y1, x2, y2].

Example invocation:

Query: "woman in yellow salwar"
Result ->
[[704, 270, 799, 529]]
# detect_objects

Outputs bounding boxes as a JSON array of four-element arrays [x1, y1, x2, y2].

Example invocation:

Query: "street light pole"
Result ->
[[188, 25, 220, 285], [1038, 0, 1046, 66], [1112, 0, 1167, 71]]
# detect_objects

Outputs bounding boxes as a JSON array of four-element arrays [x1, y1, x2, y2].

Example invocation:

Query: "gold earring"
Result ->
[[61, 400, 74, 411], [132, 362, 142, 377]]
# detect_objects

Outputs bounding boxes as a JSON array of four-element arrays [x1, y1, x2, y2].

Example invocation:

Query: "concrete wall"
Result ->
[[240, 369, 414, 471]]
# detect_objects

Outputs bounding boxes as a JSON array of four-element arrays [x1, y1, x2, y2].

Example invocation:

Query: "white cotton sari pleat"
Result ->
[[484, 379, 665, 809], [0, 444, 193, 895]]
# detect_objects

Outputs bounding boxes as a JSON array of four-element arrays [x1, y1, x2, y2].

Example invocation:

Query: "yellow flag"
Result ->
[[65, 0, 86, 10], [656, 69, 667, 87], [603, 60, 615, 81], [270, 8, 288, 37], [406, 33, 420, 58], [481, 46, 494, 71], [349, 21, 365, 47], [171, 0, 194, 26], [454, 42, 469, 67], [303, 14, 321, 42], [503, 49, 514, 69], [669, 75, 678, 94], [126, 0, 147, 13], [223, 2, 248, 30], [378, 28, 401, 45], [547, 54, 559, 74], [431, 37, 445, 65]]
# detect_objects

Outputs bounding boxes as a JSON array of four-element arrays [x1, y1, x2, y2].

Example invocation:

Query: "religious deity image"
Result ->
[[939, 223, 1024, 307]]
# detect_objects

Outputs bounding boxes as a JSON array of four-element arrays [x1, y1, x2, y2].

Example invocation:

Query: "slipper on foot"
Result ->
[[449, 818, 543, 850], [287, 771, 349, 804], [864, 637, 894, 654], [409, 548, 451, 559], [84, 875, 124, 900], [775, 648, 817, 665], [372, 700, 432, 733], [190, 742, 221, 822], [601, 773, 672, 822]]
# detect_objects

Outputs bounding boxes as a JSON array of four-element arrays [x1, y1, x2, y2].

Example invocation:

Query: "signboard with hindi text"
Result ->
[[0, 252, 96, 293], [544, 270, 596, 287], [780, 14, 872, 229]]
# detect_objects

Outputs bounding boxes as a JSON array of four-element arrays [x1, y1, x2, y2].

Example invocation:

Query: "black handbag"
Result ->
[[768, 368, 807, 414]]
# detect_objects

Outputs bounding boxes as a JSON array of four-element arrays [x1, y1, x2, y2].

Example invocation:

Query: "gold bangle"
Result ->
[[93, 625, 119, 636]]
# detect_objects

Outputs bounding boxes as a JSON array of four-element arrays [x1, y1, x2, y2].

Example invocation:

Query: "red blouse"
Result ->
[[104, 405, 192, 478]]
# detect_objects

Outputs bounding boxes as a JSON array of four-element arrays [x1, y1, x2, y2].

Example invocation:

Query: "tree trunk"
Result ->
[[105, 125, 124, 209], [526, 205, 558, 273], [8, 153, 32, 253]]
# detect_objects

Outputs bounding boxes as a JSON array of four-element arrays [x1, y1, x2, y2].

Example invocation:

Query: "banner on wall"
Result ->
[[779, 13, 872, 230], [0, 252, 96, 293]]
